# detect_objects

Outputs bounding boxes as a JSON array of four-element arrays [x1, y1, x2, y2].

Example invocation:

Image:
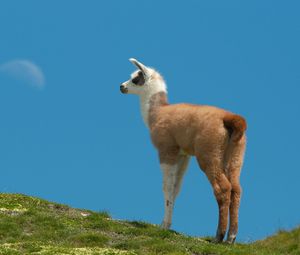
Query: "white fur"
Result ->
[[160, 155, 190, 229], [160, 163, 178, 229], [121, 62, 167, 127], [139, 78, 166, 127]]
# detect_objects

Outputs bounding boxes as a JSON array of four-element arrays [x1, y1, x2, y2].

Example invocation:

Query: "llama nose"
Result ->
[[120, 85, 128, 94]]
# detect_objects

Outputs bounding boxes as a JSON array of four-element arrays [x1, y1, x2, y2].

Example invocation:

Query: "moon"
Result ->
[[0, 59, 45, 89]]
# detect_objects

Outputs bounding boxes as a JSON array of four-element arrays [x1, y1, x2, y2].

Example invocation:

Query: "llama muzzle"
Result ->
[[120, 85, 128, 94]]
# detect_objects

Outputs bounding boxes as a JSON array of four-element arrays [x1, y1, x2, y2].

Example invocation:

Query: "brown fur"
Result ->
[[223, 114, 247, 143], [148, 92, 246, 243]]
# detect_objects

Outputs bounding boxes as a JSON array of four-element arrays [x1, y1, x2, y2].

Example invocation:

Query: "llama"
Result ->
[[120, 58, 247, 243]]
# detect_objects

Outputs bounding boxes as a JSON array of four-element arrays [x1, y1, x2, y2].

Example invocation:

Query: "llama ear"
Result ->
[[129, 58, 149, 76]]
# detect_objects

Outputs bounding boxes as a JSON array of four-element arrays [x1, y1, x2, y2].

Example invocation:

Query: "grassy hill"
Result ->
[[0, 194, 299, 255]]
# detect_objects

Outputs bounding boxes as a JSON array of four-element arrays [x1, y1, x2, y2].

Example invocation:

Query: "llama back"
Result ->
[[152, 104, 231, 156]]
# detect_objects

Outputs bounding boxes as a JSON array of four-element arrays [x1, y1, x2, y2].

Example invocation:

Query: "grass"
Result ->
[[0, 193, 299, 254]]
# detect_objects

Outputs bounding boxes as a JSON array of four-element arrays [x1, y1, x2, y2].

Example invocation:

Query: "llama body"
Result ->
[[120, 58, 246, 243]]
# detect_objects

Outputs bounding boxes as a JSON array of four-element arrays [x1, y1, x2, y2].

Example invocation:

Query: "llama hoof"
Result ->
[[211, 238, 223, 244], [160, 221, 171, 229], [226, 234, 236, 244], [212, 232, 225, 243]]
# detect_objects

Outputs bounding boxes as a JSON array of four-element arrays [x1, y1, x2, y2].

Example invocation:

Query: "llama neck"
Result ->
[[140, 91, 169, 128]]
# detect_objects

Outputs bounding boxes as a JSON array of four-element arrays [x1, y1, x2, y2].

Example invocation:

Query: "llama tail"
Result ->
[[223, 114, 247, 174], [223, 114, 247, 143]]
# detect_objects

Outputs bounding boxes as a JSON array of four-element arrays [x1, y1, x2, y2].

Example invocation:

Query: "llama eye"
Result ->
[[131, 71, 145, 86], [132, 76, 139, 85]]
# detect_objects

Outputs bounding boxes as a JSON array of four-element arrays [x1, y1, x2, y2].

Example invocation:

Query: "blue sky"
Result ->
[[0, 1, 299, 242]]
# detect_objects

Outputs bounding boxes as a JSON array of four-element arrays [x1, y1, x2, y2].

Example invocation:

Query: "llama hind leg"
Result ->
[[227, 174, 241, 243], [197, 156, 231, 243], [212, 172, 232, 243], [226, 139, 245, 243]]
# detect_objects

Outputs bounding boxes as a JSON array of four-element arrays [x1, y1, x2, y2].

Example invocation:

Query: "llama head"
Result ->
[[120, 58, 167, 96]]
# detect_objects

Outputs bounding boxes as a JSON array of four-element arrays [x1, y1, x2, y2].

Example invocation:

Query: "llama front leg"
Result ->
[[160, 154, 190, 229], [174, 155, 190, 198], [160, 163, 177, 229]]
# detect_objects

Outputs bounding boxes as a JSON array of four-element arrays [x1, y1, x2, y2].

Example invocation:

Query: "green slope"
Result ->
[[0, 194, 299, 255]]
